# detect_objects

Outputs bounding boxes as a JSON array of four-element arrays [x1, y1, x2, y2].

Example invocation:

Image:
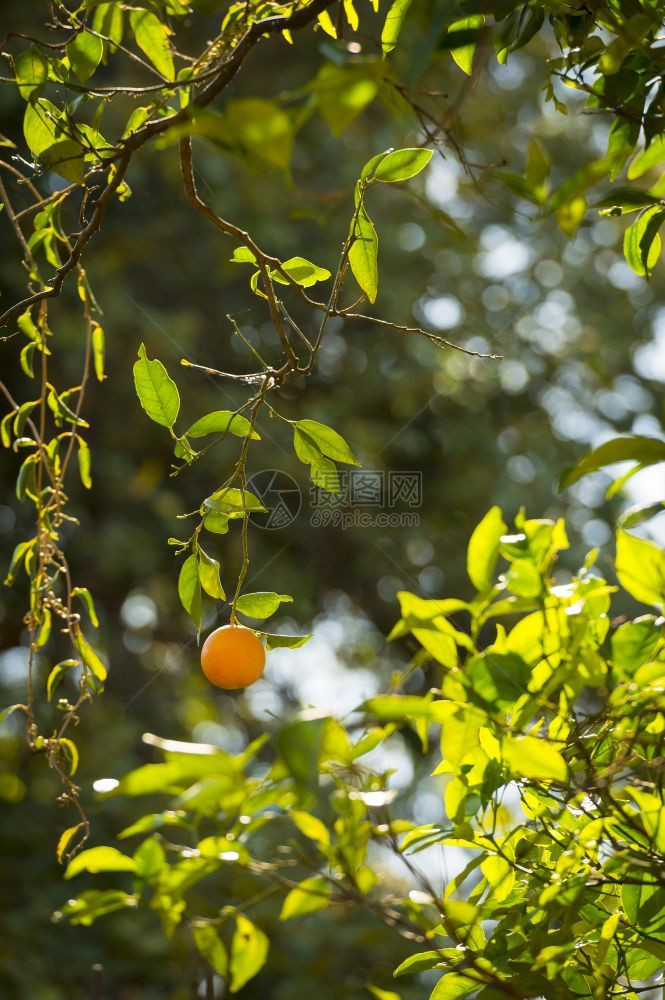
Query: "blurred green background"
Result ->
[[1, 1, 664, 996]]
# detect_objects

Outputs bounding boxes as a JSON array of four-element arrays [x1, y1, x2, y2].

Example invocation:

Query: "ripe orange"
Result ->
[[200, 624, 266, 690]]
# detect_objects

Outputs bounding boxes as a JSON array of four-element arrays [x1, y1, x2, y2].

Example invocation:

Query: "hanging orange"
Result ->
[[200, 624, 266, 690]]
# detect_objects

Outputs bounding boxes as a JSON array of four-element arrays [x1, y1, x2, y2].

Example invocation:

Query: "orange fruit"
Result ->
[[200, 624, 266, 690]]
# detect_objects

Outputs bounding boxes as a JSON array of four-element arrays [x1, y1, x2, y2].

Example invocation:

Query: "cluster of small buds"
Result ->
[[44, 589, 70, 619]]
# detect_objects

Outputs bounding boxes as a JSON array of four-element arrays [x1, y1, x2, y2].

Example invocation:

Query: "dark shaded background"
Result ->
[[1, 2, 664, 996]]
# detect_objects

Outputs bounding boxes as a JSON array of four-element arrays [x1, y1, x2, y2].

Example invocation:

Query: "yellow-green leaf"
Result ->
[[616, 529, 665, 608], [279, 876, 330, 920], [349, 205, 378, 303], [130, 9, 175, 81], [236, 592, 292, 619], [502, 735, 567, 783], [56, 823, 86, 864], [467, 506, 506, 592], [133, 344, 180, 428], [15, 47, 48, 100], [448, 16, 483, 76], [197, 548, 225, 600], [381, 0, 413, 54], [67, 32, 104, 83], [65, 846, 136, 880], [230, 914, 269, 992], [193, 924, 228, 976], [296, 419, 359, 466], [291, 810, 331, 847], [73, 629, 107, 682], [92, 323, 105, 381]]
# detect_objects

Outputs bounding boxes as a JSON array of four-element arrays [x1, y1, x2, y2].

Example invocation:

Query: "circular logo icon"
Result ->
[[247, 469, 302, 530]]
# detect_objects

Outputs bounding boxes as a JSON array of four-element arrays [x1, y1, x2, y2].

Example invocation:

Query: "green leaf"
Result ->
[[628, 135, 665, 180], [178, 554, 202, 627], [279, 876, 330, 920], [118, 811, 188, 840], [186, 410, 259, 440], [57, 890, 137, 926], [92, 2, 124, 49], [394, 951, 442, 977], [624, 206, 665, 277], [77, 437, 92, 489], [618, 500, 665, 529], [193, 924, 228, 977], [43, 141, 86, 185], [258, 632, 312, 650], [276, 716, 326, 795], [381, 0, 413, 54], [616, 530, 665, 608], [291, 810, 330, 847], [204, 487, 266, 514], [46, 659, 78, 701], [39, 133, 85, 185], [56, 823, 86, 865], [273, 257, 331, 287], [230, 914, 269, 992], [447, 16, 483, 76], [224, 98, 293, 172], [92, 323, 105, 381], [294, 426, 322, 465], [294, 427, 343, 494], [611, 617, 661, 676], [133, 837, 166, 881], [413, 628, 458, 669], [349, 205, 378, 303], [313, 63, 378, 138], [129, 9, 175, 81], [466, 651, 530, 709], [595, 187, 659, 214], [67, 32, 104, 82], [72, 629, 107, 682], [429, 973, 477, 999], [72, 586, 99, 627], [374, 147, 433, 183], [526, 139, 551, 194], [0, 704, 23, 726], [311, 456, 342, 493], [197, 549, 225, 600], [502, 735, 567, 783], [506, 558, 542, 598], [467, 506, 507, 592], [110, 753, 240, 798], [14, 47, 48, 101], [4, 538, 35, 586], [365, 695, 434, 720], [317, 9, 337, 38], [23, 98, 60, 156], [203, 510, 231, 534], [481, 853, 515, 901], [64, 846, 137, 880], [559, 435, 665, 489], [236, 592, 293, 619], [368, 988, 400, 1000], [20, 342, 36, 378], [133, 344, 179, 428], [623, 876, 665, 940], [295, 420, 359, 465], [230, 246, 257, 264]]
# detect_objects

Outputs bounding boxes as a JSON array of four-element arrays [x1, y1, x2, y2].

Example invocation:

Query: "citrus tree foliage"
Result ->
[[57, 487, 665, 998], [1, 0, 665, 995]]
